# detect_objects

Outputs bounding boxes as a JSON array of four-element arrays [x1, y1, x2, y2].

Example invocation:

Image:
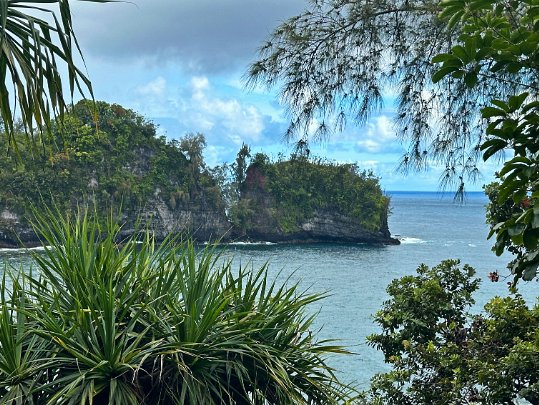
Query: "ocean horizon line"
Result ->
[[386, 190, 486, 195]]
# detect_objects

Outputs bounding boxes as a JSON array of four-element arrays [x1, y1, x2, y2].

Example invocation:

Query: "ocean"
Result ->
[[1, 191, 538, 389], [219, 191, 539, 388]]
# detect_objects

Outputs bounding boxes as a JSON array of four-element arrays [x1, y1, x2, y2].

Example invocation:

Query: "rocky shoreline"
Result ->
[[0, 203, 399, 249]]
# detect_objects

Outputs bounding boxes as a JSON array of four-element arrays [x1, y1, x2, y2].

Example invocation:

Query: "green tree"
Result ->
[[365, 260, 539, 405], [431, 0, 539, 283], [233, 151, 389, 235], [233, 142, 250, 192], [0, 0, 112, 150], [248, 0, 537, 189], [179, 132, 207, 188], [0, 101, 225, 232]]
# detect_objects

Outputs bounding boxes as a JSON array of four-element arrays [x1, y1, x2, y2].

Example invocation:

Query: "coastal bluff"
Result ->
[[0, 194, 397, 247], [0, 101, 398, 248], [229, 158, 399, 245]]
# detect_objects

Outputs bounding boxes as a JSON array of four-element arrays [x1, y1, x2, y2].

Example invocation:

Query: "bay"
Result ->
[[220, 191, 539, 388], [1, 191, 538, 390]]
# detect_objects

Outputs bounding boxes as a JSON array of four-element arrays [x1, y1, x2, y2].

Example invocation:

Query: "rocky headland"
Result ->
[[0, 100, 398, 248]]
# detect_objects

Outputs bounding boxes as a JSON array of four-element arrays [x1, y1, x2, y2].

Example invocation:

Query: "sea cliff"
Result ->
[[0, 101, 398, 247]]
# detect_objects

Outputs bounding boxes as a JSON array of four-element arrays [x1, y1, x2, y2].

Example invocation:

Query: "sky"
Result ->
[[68, 0, 495, 191]]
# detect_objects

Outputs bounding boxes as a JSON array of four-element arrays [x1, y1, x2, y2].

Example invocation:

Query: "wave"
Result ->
[[0, 246, 46, 253], [396, 236, 426, 245], [227, 241, 276, 246]]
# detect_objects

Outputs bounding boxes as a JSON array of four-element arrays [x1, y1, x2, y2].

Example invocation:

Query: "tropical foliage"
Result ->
[[361, 2, 539, 402], [251, 0, 539, 280], [0, 100, 224, 222], [431, 0, 539, 283], [364, 260, 539, 405], [249, 0, 514, 189], [230, 150, 389, 235], [0, 208, 355, 404], [0, 0, 112, 149]]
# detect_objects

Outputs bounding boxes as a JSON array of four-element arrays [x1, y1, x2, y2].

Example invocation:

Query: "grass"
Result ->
[[0, 208, 356, 404]]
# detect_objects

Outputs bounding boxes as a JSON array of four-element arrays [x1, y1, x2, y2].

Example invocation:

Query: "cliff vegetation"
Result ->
[[0, 100, 394, 245]]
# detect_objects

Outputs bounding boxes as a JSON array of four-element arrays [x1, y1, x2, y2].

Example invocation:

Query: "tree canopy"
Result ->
[[250, 0, 539, 283], [0, 100, 224, 222], [365, 260, 539, 404], [248, 0, 537, 189], [430, 0, 539, 283], [227, 151, 390, 238]]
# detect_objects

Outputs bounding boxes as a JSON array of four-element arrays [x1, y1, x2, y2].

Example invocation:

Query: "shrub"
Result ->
[[0, 208, 354, 404], [365, 260, 539, 404]]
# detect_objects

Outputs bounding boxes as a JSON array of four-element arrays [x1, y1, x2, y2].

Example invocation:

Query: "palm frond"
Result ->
[[0, 0, 115, 152]]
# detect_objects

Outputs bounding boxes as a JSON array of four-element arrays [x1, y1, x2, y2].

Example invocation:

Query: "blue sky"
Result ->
[[69, 0, 495, 191]]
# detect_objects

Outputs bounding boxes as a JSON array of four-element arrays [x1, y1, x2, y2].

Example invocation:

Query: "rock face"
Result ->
[[237, 191, 398, 245], [246, 208, 396, 244], [0, 199, 233, 248], [0, 209, 40, 248], [124, 198, 232, 242], [0, 198, 396, 247]]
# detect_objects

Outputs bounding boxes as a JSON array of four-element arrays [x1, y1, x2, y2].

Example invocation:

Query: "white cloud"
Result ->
[[355, 114, 398, 153], [136, 76, 167, 98], [187, 76, 265, 144], [126, 74, 268, 147], [191, 76, 210, 99]]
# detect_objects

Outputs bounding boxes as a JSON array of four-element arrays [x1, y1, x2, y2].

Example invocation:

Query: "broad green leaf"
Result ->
[[432, 66, 460, 83], [482, 106, 506, 118], [522, 261, 539, 281], [464, 71, 478, 88]]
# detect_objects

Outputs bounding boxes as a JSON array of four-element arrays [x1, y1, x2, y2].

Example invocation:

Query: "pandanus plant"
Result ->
[[0, 207, 356, 404]]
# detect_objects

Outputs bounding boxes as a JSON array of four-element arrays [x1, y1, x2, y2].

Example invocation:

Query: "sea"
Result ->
[[220, 191, 539, 388], [1, 191, 538, 390]]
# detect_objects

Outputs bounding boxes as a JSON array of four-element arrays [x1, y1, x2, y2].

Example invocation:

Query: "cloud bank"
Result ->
[[72, 0, 305, 74]]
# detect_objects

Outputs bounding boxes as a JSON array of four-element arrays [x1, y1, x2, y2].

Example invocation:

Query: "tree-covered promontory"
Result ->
[[230, 148, 396, 244], [0, 100, 394, 246], [0, 100, 230, 245]]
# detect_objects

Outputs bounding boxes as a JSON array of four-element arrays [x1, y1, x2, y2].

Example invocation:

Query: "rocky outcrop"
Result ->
[[122, 198, 232, 242], [0, 209, 41, 248], [244, 208, 397, 244], [235, 191, 398, 245], [0, 198, 233, 248]]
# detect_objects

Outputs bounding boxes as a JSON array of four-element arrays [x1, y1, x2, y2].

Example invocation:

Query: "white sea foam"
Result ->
[[0, 246, 46, 253], [397, 237, 426, 245], [228, 241, 276, 246]]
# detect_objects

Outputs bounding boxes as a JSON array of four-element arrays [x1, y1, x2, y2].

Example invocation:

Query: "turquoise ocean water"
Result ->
[[1, 191, 538, 389]]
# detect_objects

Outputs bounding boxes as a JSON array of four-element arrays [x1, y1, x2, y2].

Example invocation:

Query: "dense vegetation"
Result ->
[[8, 0, 539, 403], [249, 0, 539, 402], [0, 100, 224, 222], [364, 260, 539, 404], [232, 150, 389, 235], [431, 0, 539, 285], [0, 102, 390, 243], [0, 209, 354, 404]]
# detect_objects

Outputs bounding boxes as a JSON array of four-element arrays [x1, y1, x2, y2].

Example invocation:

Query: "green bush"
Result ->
[[0, 208, 355, 404], [365, 260, 539, 405]]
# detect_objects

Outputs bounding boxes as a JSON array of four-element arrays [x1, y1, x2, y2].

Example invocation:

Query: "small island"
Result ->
[[0, 100, 398, 247]]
